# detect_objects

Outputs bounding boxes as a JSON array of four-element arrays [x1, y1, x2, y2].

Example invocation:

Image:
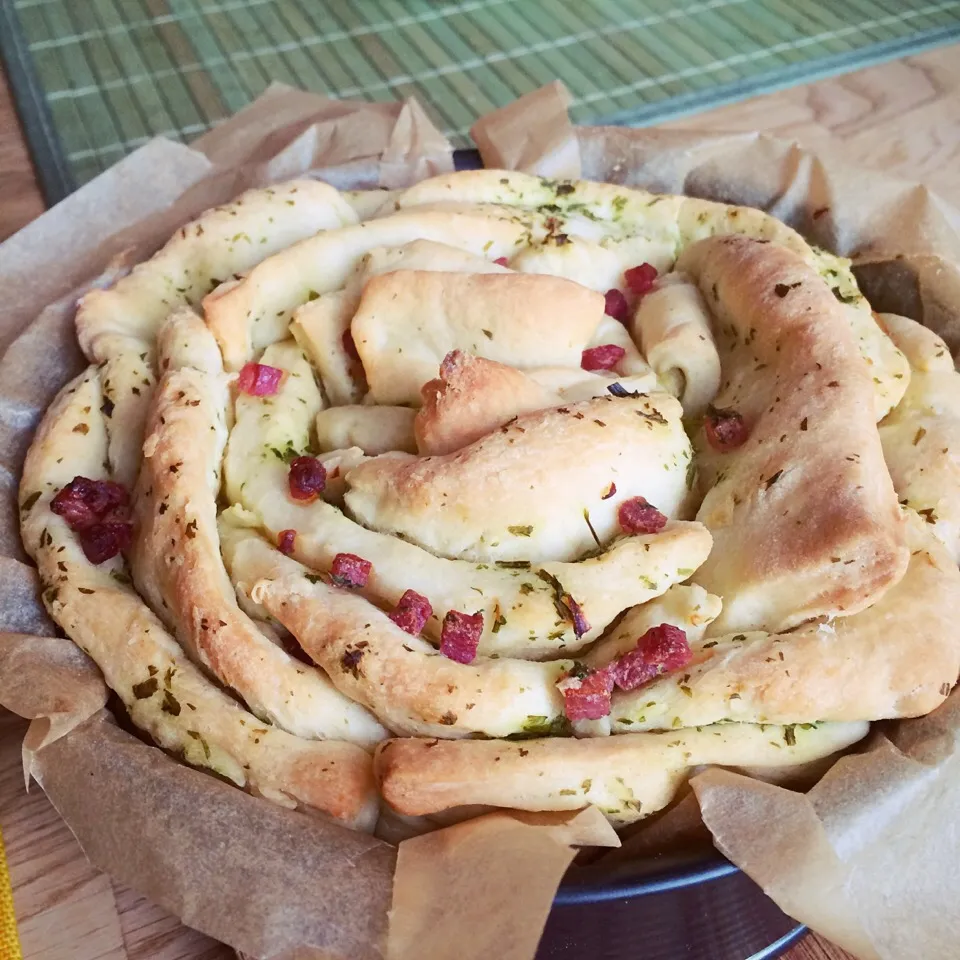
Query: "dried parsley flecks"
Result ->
[[507, 525, 533, 537], [161, 690, 181, 716], [132, 677, 159, 700]]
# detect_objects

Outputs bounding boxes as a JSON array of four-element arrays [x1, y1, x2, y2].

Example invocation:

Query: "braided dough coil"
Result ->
[[21, 170, 960, 833]]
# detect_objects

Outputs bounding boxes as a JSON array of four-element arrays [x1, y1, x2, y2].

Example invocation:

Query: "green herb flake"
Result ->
[[513, 715, 572, 738], [831, 286, 860, 305], [133, 677, 158, 700], [161, 690, 182, 716], [507, 525, 533, 537]]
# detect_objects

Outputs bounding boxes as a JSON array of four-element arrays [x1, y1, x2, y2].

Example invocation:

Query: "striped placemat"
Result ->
[[1, 0, 959, 202]]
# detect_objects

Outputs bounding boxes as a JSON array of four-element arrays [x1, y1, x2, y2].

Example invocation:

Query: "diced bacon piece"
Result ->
[[51, 477, 132, 564]]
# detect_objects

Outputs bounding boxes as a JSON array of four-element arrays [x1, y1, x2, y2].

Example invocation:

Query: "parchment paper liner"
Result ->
[[1, 81, 958, 960]]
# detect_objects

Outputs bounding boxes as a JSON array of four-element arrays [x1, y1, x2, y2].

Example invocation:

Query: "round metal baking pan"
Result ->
[[540, 846, 804, 958]]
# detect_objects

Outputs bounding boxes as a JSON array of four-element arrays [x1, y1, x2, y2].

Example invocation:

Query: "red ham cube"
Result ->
[[51, 476, 132, 564], [277, 529, 296, 555], [581, 344, 625, 372], [440, 610, 484, 664], [78, 522, 132, 565], [51, 477, 129, 531], [558, 665, 615, 721], [603, 289, 629, 322], [624, 262, 658, 295], [237, 362, 284, 396], [611, 624, 692, 691], [330, 553, 372, 589], [705, 406, 749, 452], [389, 590, 433, 636], [618, 496, 667, 535], [288, 456, 326, 501]]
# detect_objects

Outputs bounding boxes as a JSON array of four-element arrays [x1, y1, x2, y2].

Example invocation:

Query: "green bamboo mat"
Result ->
[[4, 0, 960, 195]]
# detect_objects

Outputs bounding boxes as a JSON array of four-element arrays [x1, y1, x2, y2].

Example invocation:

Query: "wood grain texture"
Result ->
[[5, 44, 960, 960], [0, 66, 44, 243]]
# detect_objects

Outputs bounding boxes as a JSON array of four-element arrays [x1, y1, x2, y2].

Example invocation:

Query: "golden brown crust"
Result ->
[[375, 720, 869, 824], [345, 392, 693, 564], [351, 270, 604, 406], [220, 344, 706, 659], [612, 512, 960, 730], [203, 208, 542, 371], [679, 235, 909, 634], [19, 369, 378, 829], [415, 351, 562, 455], [879, 314, 960, 562], [23, 171, 960, 836], [231, 536, 573, 739], [133, 311, 386, 745]]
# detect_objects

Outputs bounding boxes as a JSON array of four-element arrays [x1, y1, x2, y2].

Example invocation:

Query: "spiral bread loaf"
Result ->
[[20, 170, 960, 831]]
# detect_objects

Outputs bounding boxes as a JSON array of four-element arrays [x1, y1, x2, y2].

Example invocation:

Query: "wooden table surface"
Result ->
[[3, 45, 960, 960]]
